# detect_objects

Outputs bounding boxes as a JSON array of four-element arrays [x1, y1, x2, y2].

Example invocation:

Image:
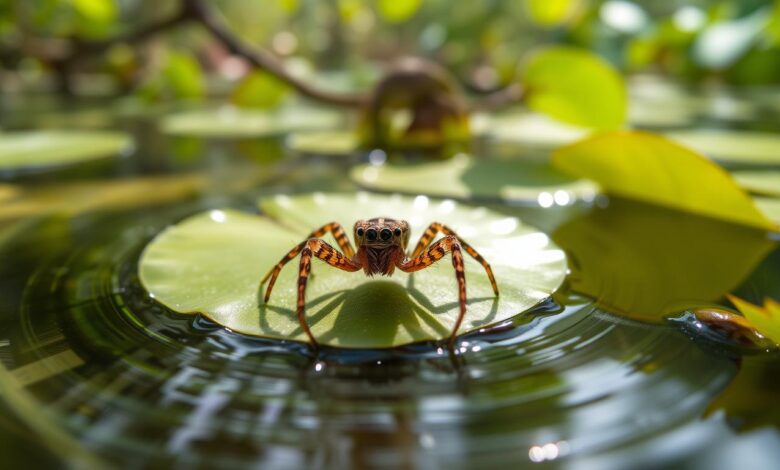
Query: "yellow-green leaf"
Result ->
[[231, 70, 290, 109], [71, 0, 117, 22], [163, 51, 204, 100], [139, 193, 568, 348], [728, 295, 780, 344], [521, 47, 626, 130], [377, 0, 422, 23], [552, 131, 777, 230], [523, 0, 579, 26], [286, 130, 359, 155], [0, 130, 131, 171]]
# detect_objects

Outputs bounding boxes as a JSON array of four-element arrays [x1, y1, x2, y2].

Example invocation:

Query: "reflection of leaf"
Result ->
[[705, 357, 780, 432], [231, 70, 290, 109], [727, 296, 780, 344], [552, 131, 777, 230], [140, 193, 568, 348], [521, 47, 626, 130], [552, 198, 775, 322], [349, 153, 597, 204], [377, 0, 422, 23], [0, 130, 131, 170]]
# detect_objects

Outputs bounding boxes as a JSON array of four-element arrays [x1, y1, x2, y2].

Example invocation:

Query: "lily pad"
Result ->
[[286, 130, 359, 155], [159, 106, 344, 138], [665, 130, 780, 165], [139, 193, 568, 348], [0, 130, 132, 171], [733, 171, 780, 197], [474, 112, 590, 149], [349, 154, 597, 205], [755, 197, 780, 224]]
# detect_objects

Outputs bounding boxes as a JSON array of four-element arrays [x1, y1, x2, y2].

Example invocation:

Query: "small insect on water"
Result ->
[[260, 218, 499, 350]]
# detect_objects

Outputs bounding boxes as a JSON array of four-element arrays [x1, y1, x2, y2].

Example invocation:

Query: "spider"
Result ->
[[260, 218, 499, 350]]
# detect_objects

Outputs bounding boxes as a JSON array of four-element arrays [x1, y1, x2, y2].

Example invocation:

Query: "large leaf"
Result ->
[[0, 130, 132, 170], [666, 130, 780, 165], [140, 193, 568, 348], [552, 198, 775, 322], [159, 106, 344, 137], [521, 47, 626, 130], [349, 154, 597, 204], [552, 131, 777, 230]]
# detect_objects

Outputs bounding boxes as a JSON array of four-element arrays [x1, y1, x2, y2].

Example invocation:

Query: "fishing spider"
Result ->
[[261, 218, 499, 350]]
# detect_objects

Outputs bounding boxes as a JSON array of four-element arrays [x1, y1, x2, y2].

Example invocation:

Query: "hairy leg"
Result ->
[[398, 236, 467, 347], [296, 239, 361, 349], [410, 222, 498, 296], [261, 222, 356, 302]]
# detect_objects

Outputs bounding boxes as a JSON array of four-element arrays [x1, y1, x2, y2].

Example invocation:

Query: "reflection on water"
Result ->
[[0, 96, 779, 467]]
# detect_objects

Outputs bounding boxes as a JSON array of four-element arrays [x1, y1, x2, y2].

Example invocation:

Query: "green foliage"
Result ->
[[523, 0, 579, 27], [162, 51, 205, 100], [521, 47, 626, 130], [376, 0, 422, 23], [231, 70, 290, 109]]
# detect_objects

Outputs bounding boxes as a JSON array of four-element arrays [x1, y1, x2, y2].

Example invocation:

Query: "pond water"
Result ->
[[1, 92, 779, 468]]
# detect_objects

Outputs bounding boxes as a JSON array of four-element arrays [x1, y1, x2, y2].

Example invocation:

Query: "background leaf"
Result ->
[[376, 0, 422, 23], [521, 47, 626, 130], [231, 70, 290, 109]]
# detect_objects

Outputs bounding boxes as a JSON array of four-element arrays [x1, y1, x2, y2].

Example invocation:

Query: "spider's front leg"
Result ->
[[261, 222, 355, 302], [296, 239, 361, 349], [411, 222, 498, 296], [398, 235, 467, 347]]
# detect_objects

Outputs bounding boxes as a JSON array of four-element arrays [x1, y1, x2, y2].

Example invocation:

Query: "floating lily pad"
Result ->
[[733, 171, 780, 197], [755, 197, 780, 224], [159, 106, 344, 137], [666, 130, 780, 165], [349, 154, 597, 205], [286, 130, 359, 155], [140, 193, 568, 348], [0, 130, 132, 170], [474, 112, 590, 149]]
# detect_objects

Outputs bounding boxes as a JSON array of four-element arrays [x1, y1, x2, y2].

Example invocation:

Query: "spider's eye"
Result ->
[[394, 228, 402, 237], [380, 228, 392, 241], [366, 228, 377, 241], [356, 228, 364, 237]]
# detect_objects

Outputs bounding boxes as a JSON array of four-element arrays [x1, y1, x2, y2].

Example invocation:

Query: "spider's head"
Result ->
[[354, 218, 410, 250]]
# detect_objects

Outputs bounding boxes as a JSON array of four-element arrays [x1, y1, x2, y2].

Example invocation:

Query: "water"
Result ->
[[1, 95, 779, 468]]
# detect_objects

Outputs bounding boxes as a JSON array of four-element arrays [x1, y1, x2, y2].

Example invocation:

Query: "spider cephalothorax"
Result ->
[[261, 219, 499, 350]]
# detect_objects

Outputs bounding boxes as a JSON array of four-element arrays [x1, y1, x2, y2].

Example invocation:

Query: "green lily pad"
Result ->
[[349, 154, 598, 205], [755, 197, 780, 224], [474, 112, 590, 149], [666, 130, 780, 165], [0, 130, 132, 170], [139, 193, 568, 348], [159, 106, 344, 138], [733, 171, 780, 197], [286, 130, 359, 155]]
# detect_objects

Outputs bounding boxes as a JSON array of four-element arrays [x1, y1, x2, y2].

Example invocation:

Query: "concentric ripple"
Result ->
[[0, 204, 743, 468]]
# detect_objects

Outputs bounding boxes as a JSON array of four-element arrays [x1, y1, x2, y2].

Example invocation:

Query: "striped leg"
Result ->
[[398, 236, 467, 347], [261, 222, 355, 302], [297, 239, 362, 349], [410, 222, 498, 296]]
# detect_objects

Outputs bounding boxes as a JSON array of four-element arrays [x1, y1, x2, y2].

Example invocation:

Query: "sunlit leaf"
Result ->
[[163, 51, 204, 100], [0, 130, 131, 171], [377, 0, 422, 23], [349, 153, 597, 204], [71, 0, 117, 22], [140, 193, 568, 348], [523, 0, 579, 26], [231, 70, 290, 109], [521, 47, 626, 130], [159, 106, 344, 137], [286, 130, 359, 155], [666, 130, 780, 165], [733, 171, 780, 197], [552, 198, 775, 322], [727, 295, 780, 344], [552, 131, 777, 230]]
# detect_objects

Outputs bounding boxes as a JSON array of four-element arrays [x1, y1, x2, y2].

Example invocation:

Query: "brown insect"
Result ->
[[260, 218, 499, 350]]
